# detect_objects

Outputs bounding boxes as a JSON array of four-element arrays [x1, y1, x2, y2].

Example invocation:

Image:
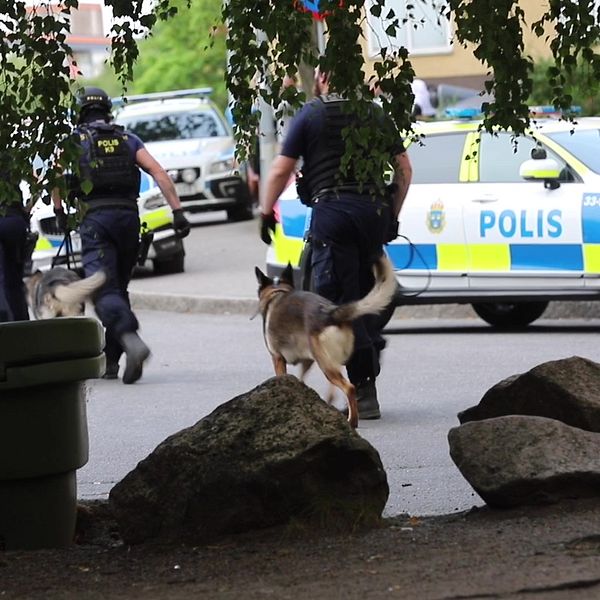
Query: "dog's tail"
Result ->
[[53, 270, 107, 305], [330, 254, 397, 323]]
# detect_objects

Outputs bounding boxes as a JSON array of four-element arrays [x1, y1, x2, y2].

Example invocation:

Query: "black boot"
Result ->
[[120, 332, 150, 384], [355, 379, 381, 419], [341, 379, 381, 420], [102, 361, 120, 380]]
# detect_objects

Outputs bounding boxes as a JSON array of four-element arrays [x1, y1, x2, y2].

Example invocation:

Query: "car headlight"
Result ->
[[209, 158, 234, 175], [181, 168, 199, 183]]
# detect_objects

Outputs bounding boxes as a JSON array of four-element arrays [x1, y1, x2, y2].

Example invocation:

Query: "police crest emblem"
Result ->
[[427, 201, 446, 233]]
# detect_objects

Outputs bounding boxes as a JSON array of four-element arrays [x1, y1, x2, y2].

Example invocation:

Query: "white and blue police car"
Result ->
[[27, 169, 185, 275], [113, 88, 254, 223], [266, 107, 600, 328]]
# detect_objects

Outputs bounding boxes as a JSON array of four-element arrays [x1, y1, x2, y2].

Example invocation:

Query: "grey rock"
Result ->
[[458, 356, 600, 432], [109, 375, 389, 545], [448, 415, 600, 508]]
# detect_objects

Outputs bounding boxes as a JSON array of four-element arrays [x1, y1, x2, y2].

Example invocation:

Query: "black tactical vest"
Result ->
[[303, 96, 352, 198], [75, 122, 140, 203]]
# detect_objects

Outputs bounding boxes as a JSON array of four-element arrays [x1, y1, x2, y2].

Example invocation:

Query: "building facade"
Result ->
[[26, 0, 110, 78], [362, 0, 553, 92]]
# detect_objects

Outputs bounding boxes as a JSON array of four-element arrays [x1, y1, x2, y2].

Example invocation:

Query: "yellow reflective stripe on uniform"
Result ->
[[436, 244, 469, 271], [467, 244, 511, 271], [35, 236, 53, 251], [272, 225, 304, 267], [143, 207, 172, 231], [583, 244, 600, 273]]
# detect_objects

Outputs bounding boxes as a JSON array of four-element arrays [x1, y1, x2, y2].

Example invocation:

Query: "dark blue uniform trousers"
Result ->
[[80, 207, 140, 365], [0, 212, 29, 322], [310, 194, 389, 385]]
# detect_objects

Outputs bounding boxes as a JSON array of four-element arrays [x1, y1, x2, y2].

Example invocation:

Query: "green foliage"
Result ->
[[449, 0, 600, 133], [5, 0, 600, 205], [129, 1, 228, 110], [224, 0, 416, 187], [1, 0, 189, 208], [530, 58, 600, 116]]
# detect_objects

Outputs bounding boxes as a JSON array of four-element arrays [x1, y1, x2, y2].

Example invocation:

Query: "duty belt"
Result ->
[[312, 185, 381, 203]]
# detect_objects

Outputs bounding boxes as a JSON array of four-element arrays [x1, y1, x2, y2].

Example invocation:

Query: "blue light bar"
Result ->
[[529, 105, 582, 117], [444, 107, 483, 119]]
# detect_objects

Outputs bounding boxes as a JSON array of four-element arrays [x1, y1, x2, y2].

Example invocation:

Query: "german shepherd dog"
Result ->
[[255, 255, 396, 428], [25, 267, 106, 319]]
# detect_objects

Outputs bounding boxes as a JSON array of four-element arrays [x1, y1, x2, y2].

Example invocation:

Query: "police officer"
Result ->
[[53, 87, 191, 384], [0, 170, 30, 323], [260, 68, 412, 419]]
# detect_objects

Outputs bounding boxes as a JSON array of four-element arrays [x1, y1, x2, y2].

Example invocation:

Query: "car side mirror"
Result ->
[[519, 158, 562, 190]]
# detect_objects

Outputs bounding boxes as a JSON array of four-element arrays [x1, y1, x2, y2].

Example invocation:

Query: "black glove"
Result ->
[[385, 218, 400, 244], [54, 207, 68, 233], [260, 211, 277, 245], [172, 208, 191, 239]]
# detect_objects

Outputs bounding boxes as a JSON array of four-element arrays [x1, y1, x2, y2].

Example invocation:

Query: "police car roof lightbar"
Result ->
[[529, 105, 582, 118], [112, 87, 213, 109], [444, 107, 482, 119], [445, 105, 583, 121]]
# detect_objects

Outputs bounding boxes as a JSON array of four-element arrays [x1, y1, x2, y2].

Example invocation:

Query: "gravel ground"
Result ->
[[2, 497, 600, 599]]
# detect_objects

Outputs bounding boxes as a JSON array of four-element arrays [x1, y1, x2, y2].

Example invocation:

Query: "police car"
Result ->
[[113, 88, 254, 222], [28, 169, 185, 275], [266, 108, 600, 328]]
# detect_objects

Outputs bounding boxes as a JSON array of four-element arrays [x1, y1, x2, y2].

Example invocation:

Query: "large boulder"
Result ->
[[458, 356, 600, 432], [448, 415, 600, 508], [109, 375, 389, 545]]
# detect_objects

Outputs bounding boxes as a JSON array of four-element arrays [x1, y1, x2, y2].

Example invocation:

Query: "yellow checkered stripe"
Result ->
[[388, 242, 593, 273]]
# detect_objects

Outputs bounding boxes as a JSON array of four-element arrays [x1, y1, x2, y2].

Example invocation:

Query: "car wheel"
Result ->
[[153, 252, 185, 275], [471, 301, 549, 329]]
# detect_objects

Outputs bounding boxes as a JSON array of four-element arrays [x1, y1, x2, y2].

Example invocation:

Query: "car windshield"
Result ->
[[545, 129, 600, 175], [118, 110, 226, 142]]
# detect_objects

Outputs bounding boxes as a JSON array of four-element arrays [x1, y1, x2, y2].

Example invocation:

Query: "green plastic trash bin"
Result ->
[[0, 317, 105, 550]]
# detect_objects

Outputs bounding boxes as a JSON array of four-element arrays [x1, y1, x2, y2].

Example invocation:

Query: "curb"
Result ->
[[130, 291, 600, 321], [130, 291, 258, 316]]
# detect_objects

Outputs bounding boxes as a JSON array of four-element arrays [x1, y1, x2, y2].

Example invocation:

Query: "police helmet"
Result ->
[[77, 87, 112, 113]]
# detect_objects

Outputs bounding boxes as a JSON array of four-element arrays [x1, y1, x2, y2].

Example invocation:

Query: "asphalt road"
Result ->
[[78, 305, 600, 518], [77, 212, 600, 517], [129, 211, 266, 301]]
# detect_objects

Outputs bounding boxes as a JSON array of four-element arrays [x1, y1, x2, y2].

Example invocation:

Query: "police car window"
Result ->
[[545, 129, 600, 175], [479, 133, 569, 183], [118, 111, 225, 142], [406, 133, 466, 183]]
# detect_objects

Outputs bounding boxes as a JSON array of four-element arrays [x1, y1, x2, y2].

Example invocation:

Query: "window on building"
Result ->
[[366, 0, 451, 57]]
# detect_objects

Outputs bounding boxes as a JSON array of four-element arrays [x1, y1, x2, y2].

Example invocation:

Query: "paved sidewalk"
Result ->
[[129, 287, 600, 321]]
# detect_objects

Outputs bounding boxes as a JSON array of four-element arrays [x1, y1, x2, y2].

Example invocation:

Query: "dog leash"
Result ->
[[52, 230, 76, 271]]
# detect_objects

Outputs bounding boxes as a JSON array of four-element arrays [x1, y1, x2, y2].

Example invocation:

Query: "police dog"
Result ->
[[25, 267, 106, 319], [255, 255, 396, 428]]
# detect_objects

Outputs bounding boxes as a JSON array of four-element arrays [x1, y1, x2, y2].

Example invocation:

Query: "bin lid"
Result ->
[[0, 318, 105, 387]]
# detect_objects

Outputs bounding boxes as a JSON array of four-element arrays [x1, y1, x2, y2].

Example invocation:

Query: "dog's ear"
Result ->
[[280, 262, 295, 287], [23, 270, 43, 293], [255, 266, 271, 289]]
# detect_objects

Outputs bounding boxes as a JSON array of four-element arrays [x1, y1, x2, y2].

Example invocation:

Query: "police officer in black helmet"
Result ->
[[0, 163, 30, 323], [260, 67, 412, 419], [53, 87, 191, 384]]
